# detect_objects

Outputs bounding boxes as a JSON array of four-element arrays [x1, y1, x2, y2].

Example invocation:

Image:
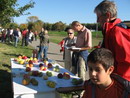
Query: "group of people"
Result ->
[[0, 28, 38, 47], [21, 28, 38, 47], [60, 1, 130, 97]]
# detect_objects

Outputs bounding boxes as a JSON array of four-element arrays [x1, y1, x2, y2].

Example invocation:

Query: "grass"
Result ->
[[0, 30, 103, 98], [48, 30, 103, 51], [0, 42, 33, 98]]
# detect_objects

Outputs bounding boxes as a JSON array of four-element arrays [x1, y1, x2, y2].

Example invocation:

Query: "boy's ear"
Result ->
[[108, 66, 114, 74]]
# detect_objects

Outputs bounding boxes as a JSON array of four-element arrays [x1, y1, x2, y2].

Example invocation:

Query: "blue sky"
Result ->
[[14, 0, 130, 25]]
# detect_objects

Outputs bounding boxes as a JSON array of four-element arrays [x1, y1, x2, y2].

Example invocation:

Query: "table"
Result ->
[[11, 58, 83, 98]]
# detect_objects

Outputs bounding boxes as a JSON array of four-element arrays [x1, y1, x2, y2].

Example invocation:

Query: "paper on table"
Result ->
[[66, 46, 81, 50]]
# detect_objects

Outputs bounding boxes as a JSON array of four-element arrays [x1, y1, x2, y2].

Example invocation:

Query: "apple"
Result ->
[[46, 71, 53, 77], [55, 65, 59, 69], [28, 60, 33, 64], [40, 66, 44, 70], [33, 58, 38, 63], [63, 72, 70, 80], [29, 64, 33, 67], [48, 63, 53, 68], [43, 75, 48, 80], [44, 60, 49, 65], [53, 67, 60, 72], [26, 64, 30, 67], [18, 56, 22, 59], [26, 59, 30, 62], [26, 67, 31, 72], [43, 66, 47, 71], [23, 74, 30, 79], [40, 66, 47, 71], [28, 71, 33, 76], [57, 73, 63, 79], [32, 71, 39, 76], [19, 60, 25, 65], [22, 55, 28, 59], [38, 72, 43, 77], [31, 78, 38, 86], [39, 63, 44, 67], [30, 57, 33, 60]]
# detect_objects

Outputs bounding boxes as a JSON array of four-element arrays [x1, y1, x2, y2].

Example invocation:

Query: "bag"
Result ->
[[115, 22, 130, 43], [88, 73, 130, 98]]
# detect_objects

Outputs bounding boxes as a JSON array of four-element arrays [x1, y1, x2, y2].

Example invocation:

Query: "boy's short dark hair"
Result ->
[[87, 48, 114, 71]]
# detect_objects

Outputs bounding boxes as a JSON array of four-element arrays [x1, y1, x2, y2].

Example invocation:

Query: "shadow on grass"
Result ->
[[0, 70, 13, 98], [2, 64, 11, 69], [3, 53, 20, 57]]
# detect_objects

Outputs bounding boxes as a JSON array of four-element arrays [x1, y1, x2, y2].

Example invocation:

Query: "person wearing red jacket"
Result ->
[[94, 0, 130, 81]]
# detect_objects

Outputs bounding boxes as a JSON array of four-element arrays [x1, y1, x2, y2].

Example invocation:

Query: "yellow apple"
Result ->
[[26, 64, 30, 67]]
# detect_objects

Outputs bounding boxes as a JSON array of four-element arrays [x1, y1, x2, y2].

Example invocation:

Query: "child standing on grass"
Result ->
[[82, 48, 130, 98]]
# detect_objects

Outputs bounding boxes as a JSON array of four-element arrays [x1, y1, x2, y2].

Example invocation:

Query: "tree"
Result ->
[[52, 21, 67, 31], [4, 22, 19, 29], [27, 16, 43, 33], [27, 16, 39, 23], [0, 0, 35, 26], [19, 24, 28, 31], [44, 22, 53, 31]]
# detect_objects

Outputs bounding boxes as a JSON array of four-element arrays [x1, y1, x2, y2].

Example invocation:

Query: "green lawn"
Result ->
[[48, 30, 103, 49]]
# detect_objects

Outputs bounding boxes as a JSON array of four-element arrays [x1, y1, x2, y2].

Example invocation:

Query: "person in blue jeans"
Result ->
[[13, 28, 19, 47], [38, 30, 49, 61]]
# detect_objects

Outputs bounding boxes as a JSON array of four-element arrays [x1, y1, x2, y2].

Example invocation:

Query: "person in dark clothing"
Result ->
[[13, 28, 19, 47]]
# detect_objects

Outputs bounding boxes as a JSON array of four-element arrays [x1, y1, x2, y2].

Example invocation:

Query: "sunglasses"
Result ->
[[68, 33, 73, 34]]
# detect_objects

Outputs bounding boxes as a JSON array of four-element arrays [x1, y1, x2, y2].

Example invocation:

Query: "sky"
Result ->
[[14, 0, 130, 25]]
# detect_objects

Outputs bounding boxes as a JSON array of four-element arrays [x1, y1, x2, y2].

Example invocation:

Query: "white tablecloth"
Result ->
[[11, 58, 80, 98]]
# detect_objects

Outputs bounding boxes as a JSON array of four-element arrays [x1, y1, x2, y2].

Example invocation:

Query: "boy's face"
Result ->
[[88, 62, 114, 87]]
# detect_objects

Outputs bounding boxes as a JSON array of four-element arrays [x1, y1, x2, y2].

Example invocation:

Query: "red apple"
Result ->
[[22, 56, 27, 59], [57, 73, 63, 79], [48, 63, 53, 68], [28, 60, 33, 64], [39, 63, 44, 67], [26, 67, 31, 72], [63, 72, 70, 80], [43, 67, 47, 71], [32, 71, 39, 76], [23, 74, 30, 79]]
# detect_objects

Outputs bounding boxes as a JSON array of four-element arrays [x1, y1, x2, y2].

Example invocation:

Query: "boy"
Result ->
[[82, 48, 130, 98]]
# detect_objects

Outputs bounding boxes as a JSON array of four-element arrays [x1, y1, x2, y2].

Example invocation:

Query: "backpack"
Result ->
[[89, 74, 130, 98], [115, 22, 130, 43]]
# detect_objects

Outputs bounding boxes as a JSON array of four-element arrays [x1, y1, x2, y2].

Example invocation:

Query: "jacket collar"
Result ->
[[103, 18, 122, 33]]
